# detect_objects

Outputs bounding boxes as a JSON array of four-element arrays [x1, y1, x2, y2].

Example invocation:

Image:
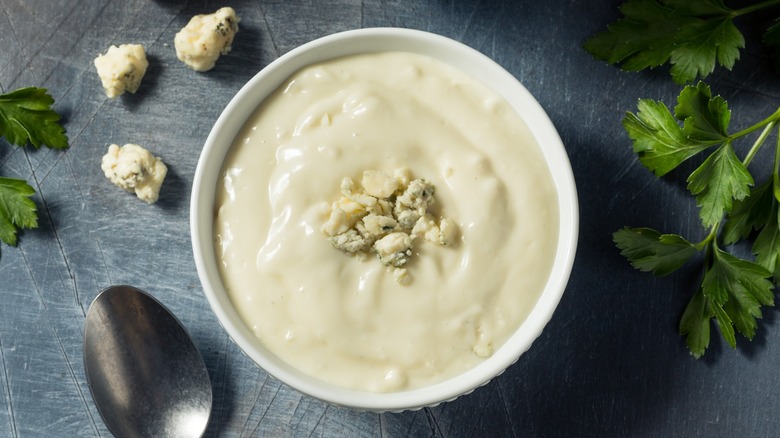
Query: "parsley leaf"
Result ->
[[668, 11, 743, 85], [763, 17, 780, 71], [674, 81, 730, 142], [722, 179, 774, 245], [583, 0, 682, 72], [667, 0, 731, 16], [613, 227, 698, 276], [616, 82, 780, 357], [712, 301, 736, 351], [724, 179, 780, 279], [703, 248, 774, 345], [753, 204, 780, 278], [624, 81, 754, 228], [0, 87, 68, 253], [681, 249, 774, 357], [687, 142, 753, 228], [0, 87, 68, 149], [584, 0, 759, 84], [622, 81, 729, 176], [0, 177, 38, 246], [679, 287, 713, 358], [622, 99, 714, 176]]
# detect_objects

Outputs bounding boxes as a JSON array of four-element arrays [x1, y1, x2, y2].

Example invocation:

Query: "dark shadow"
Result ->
[[122, 53, 163, 111], [203, 21, 269, 86], [155, 162, 186, 212], [0, 137, 17, 166], [149, 0, 189, 13]]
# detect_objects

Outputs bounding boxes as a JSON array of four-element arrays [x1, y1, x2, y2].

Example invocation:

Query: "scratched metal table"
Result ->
[[2, 0, 780, 436]]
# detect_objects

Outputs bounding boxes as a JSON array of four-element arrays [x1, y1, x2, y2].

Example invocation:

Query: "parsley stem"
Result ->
[[774, 124, 780, 191], [743, 121, 776, 167], [702, 225, 719, 268], [730, 107, 780, 140], [732, 0, 780, 16], [697, 223, 720, 252]]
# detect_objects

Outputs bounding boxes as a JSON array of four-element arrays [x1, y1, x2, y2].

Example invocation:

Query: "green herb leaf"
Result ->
[[623, 99, 715, 176], [584, 0, 747, 84], [702, 248, 774, 346], [623, 82, 733, 177], [753, 203, 780, 279], [0, 177, 38, 246], [674, 81, 730, 142], [666, 0, 731, 15], [616, 81, 780, 357], [712, 300, 737, 348], [583, 0, 682, 71], [0, 87, 68, 149], [613, 227, 698, 276], [687, 143, 753, 227], [679, 287, 713, 358], [722, 179, 774, 245], [668, 15, 743, 84], [763, 18, 780, 71]]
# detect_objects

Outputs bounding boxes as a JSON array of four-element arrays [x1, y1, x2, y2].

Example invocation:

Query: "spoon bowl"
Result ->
[[83, 285, 212, 438]]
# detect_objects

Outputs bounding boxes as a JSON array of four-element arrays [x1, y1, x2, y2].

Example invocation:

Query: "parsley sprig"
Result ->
[[0, 177, 38, 246], [614, 81, 780, 357], [0, 87, 68, 253], [584, 0, 780, 84]]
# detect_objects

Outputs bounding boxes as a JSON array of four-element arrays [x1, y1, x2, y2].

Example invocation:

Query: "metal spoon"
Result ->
[[83, 285, 212, 438]]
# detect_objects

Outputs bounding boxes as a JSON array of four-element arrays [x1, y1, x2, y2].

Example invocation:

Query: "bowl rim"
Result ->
[[191, 27, 579, 411]]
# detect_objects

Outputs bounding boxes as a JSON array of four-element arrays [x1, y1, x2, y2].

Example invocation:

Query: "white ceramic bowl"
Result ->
[[191, 27, 578, 412]]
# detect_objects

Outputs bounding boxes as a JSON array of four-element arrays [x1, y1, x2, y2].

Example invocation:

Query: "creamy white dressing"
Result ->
[[214, 52, 559, 392]]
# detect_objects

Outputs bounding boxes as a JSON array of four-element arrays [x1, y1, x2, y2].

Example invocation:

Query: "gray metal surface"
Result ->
[[84, 285, 211, 438], [2, 0, 780, 436]]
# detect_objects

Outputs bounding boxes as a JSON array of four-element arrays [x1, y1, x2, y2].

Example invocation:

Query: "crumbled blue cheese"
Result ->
[[374, 232, 413, 267], [329, 229, 370, 254], [397, 179, 435, 213], [175, 7, 239, 72], [101, 143, 167, 204], [340, 177, 377, 208], [321, 195, 368, 236], [361, 170, 399, 199], [394, 179, 436, 228], [371, 199, 394, 217], [439, 218, 458, 246], [322, 208, 350, 236], [394, 167, 413, 187], [362, 214, 398, 236], [411, 213, 440, 243], [322, 168, 458, 284], [94, 44, 148, 98]]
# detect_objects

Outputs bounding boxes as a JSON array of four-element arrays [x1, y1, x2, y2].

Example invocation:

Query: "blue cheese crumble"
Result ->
[[101, 143, 168, 204], [322, 168, 458, 284], [175, 7, 239, 72], [94, 44, 148, 98]]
